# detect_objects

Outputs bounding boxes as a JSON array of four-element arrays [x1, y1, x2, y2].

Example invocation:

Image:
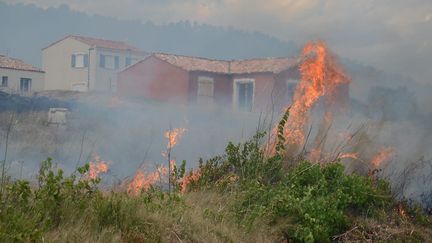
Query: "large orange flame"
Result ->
[[371, 147, 395, 168], [87, 154, 109, 180], [283, 41, 349, 153]]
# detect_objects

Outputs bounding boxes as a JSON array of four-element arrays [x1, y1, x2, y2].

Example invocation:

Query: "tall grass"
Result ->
[[0, 134, 431, 242]]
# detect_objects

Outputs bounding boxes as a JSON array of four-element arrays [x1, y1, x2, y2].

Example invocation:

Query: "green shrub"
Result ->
[[191, 134, 393, 242], [0, 158, 98, 241], [234, 161, 392, 242], [194, 132, 283, 192]]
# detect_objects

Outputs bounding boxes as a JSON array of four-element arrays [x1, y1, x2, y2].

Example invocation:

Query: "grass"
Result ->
[[0, 134, 431, 242]]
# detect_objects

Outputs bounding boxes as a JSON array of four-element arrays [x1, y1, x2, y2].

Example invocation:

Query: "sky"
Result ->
[[3, 0, 432, 84]]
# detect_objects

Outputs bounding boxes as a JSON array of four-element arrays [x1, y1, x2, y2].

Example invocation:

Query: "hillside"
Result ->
[[0, 2, 298, 68]]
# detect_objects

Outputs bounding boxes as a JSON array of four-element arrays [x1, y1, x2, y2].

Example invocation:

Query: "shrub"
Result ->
[[0, 158, 98, 241], [233, 161, 392, 242], [193, 132, 283, 192]]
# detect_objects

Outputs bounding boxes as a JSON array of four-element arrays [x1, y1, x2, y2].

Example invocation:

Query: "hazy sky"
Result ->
[[3, 0, 432, 84]]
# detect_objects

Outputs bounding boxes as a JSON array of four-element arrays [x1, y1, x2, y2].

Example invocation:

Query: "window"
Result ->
[[100, 54, 119, 69], [1, 76, 7, 87], [233, 79, 254, 112], [71, 53, 88, 68], [197, 76, 214, 105], [20, 78, 31, 92]]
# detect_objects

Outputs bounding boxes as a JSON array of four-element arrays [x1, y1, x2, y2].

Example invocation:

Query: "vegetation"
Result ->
[[0, 135, 431, 242]]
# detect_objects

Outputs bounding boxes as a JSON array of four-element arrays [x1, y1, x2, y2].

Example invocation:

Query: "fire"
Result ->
[[87, 154, 109, 180], [165, 128, 187, 149], [179, 169, 201, 193], [128, 165, 168, 195], [283, 41, 349, 152], [339, 152, 359, 160], [170, 159, 176, 172], [371, 147, 395, 168], [397, 203, 407, 217]]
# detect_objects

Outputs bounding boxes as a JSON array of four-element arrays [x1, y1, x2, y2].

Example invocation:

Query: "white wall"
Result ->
[[0, 68, 44, 93], [43, 36, 146, 92], [42, 38, 90, 91]]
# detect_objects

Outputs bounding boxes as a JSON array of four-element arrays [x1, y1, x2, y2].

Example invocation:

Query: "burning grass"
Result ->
[[0, 135, 431, 242], [1, 41, 431, 242]]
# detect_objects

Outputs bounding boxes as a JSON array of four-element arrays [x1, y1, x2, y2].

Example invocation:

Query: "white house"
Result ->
[[0, 55, 45, 94], [42, 35, 146, 92]]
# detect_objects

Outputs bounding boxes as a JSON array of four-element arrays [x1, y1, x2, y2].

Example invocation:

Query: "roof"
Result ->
[[150, 53, 297, 74], [43, 35, 143, 52], [154, 53, 229, 73], [0, 55, 44, 73]]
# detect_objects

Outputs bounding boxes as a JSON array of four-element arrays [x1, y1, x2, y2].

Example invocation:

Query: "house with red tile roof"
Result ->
[[42, 35, 147, 92], [0, 55, 44, 94], [117, 53, 301, 112]]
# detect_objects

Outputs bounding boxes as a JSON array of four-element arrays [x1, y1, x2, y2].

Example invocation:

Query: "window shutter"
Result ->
[[100, 54, 105, 68], [71, 54, 76, 68], [115, 56, 119, 69], [84, 54, 89, 67]]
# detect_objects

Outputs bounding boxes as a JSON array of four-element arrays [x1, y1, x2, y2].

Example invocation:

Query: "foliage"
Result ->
[[190, 136, 395, 242], [0, 140, 430, 242], [194, 132, 283, 192], [0, 158, 97, 241], [233, 161, 392, 242]]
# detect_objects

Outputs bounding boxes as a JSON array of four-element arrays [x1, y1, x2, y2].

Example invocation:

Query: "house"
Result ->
[[117, 53, 300, 112], [0, 55, 45, 94], [42, 35, 147, 92]]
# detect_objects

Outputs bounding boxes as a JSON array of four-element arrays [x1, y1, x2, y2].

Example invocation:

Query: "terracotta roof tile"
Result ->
[[152, 53, 297, 74], [0, 55, 44, 73], [154, 53, 229, 73], [230, 57, 297, 74]]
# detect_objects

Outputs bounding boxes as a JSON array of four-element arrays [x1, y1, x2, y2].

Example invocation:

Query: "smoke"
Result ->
[[0, 41, 431, 210], [0, 94, 262, 185]]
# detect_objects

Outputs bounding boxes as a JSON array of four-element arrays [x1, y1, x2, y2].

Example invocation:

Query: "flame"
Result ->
[[179, 169, 201, 193], [339, 152, 359, 160], [128, 164, 168, 195], [170, 159, 176, 172], [398, 203, 406, 217], [87, 154, 109, 180], [165, 128, 187, 150], [371, 147, 395, 168], [283, 41, 349, 152]]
